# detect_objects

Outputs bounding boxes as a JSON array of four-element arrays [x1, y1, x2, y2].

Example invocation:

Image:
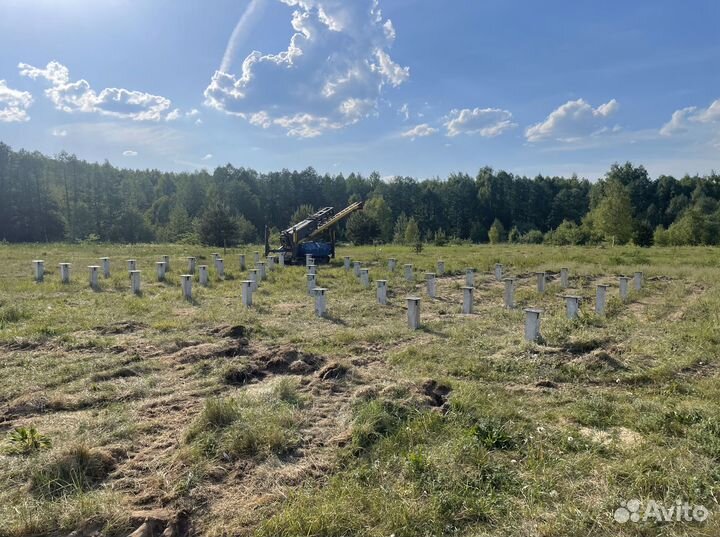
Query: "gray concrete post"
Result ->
[[360, 268, 370, 288], [306, 254, 313, 267], [88, 266, 99, 289], [130, 270, 141, 294], [495, 263, 503, 281], [162, 255, 170, 272], [619, 276, 630, 301], [344, 256, 351, 271], [216, 258, 225, 278], [404, 264, 414, 281], [462, 286, 474, 314], [406, 297, 421, 330], [59, 263, 71, 284], [465, 268, 474, 287], [314, 287, 327, 317], [100, 257, 110, 278], [524, 308, 542, 342], [564, 295, 581, 320], [595, 284, 609, 314], [199, 265, 209, 286], [267, 255, 275, 271], [560, 267, 569, 289], [249, 269, 259, 291], [239, 254, 246, 271], [33, 260, 44, 282], [388, 258, 397, 272], [156, 261, 166, 281], [254, 251, 260, 265], [504, 277, 516, 309], [187, 257, 196, 274], [376, 280, 388, 305], [536, 272, 546, 293], [278, 254, 285, 268], [307, 273, 316, 296], [181, 275, 192, 301], [127, 259, 136, 271], [437, 260, 445, 276], [241, 280, 253, 307], [634, 271, 643, 291], [308, 264, 317, 275], [353, 261, 361, 277], [425, 273, 436, 298], [257, 261, 266, 280]]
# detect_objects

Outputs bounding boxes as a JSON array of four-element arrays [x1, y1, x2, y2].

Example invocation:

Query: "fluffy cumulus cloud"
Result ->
[[660, 99, 720, 136], [0, 80, 33, 122], [525, 98, 619, 142], [401, 123, 437, 140], [444, 108, 516, 137], [18, 61, 175, 121], [204, 0, 409, 137]]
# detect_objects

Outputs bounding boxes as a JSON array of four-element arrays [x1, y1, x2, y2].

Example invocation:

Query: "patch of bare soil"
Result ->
[[570, 349, 628, 372], [578, 426, 643, 449], [95, 320, 148, 335], [112, 509, 190, 537], [13, 319, 453, 536]]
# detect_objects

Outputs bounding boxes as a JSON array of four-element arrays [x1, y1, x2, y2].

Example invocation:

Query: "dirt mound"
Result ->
[[222, 346, 326, 386], [254, 346, 324, 375], [420, 379, 452, 408], [317, 361, 348, 380], [1, 338, 44, 351], [91, 366, 141, 382], [125, 510, 190, 537], [207, 324, 249, 339], [169, 340, 250, 364], [572, 350, 627, 371], [3, 394, 70, 419], [535, 380, 559, 389], [96, 320, 147, 334], [562, 338, 608, 355]]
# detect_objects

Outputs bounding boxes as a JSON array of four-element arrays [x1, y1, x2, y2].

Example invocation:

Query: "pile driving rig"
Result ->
[[264, 201, 363, 264]]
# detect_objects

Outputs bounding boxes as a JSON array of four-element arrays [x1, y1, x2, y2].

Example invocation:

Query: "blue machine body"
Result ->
[[298, 241, 332, 259]]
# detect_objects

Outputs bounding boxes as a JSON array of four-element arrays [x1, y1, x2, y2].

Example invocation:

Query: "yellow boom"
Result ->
[[307, 201, 363, 240]]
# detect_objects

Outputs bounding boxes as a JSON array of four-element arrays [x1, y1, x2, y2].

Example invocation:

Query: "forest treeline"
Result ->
[[2, 141, 720, 247]]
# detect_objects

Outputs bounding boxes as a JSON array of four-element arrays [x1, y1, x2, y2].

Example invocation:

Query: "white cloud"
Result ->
[[122, 150, 138, 157], [51, 128, 67, 137], [444, 107, 516, 137], [398, 103, 409, 121], [401, 123, 437, 140], [201, 153, 213, 160], [19, 61, 175, 121], [0, 80, 33, 122], [525, 98, 619, 142], [660, 99, 720, 136], [204, 0, 409, 137]]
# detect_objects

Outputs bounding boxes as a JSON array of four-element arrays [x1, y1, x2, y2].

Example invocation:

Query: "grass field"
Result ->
[[1, 242, 720, 536]]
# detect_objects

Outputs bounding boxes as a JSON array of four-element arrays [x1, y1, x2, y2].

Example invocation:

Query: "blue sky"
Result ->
[[1, 0, 719, 181]]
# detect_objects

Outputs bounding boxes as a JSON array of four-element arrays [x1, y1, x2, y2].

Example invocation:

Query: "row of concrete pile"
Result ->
[[31, 254, 644, 340]]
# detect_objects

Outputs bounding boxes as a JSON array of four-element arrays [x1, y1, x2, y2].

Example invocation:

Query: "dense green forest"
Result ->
[[1, 141, 719, 246]]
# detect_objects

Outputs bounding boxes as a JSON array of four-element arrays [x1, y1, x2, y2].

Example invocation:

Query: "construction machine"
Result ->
[[264, 201, 363, 264]]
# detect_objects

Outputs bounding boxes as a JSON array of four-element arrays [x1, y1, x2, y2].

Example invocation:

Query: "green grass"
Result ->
[[1, 242, 720, 536]]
